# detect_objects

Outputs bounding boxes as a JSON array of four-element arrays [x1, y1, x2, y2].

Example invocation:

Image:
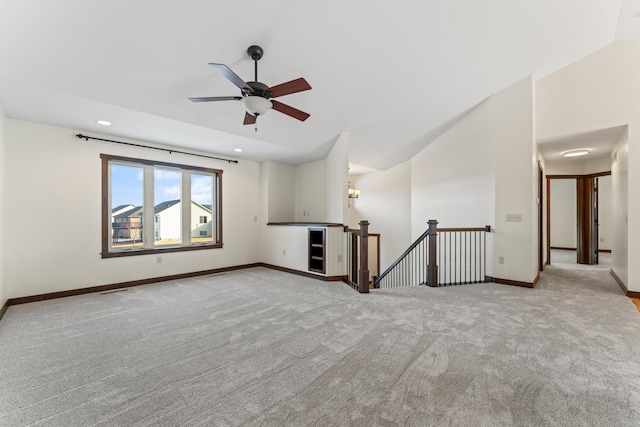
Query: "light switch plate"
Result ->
[[506, 214, 522, 222]]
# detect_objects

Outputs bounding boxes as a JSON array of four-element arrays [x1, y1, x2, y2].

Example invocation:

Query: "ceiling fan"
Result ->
[[189, 45, 311, 129]]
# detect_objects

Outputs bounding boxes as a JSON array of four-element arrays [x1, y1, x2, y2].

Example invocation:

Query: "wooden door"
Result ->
[[576, 177, 598, 264]]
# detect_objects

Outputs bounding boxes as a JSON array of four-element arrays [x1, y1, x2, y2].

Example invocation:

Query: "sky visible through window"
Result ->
[[111, 165, 143, 207], [111, 165, 212, 208], [154, 168, 181, 206]]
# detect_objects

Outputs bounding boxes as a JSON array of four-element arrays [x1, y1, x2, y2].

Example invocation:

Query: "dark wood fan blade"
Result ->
[[189, 96, 242, 102], [243, 112, 257, 125], [271, 100, 310, 121], [209, 63, 252, 92], [266, 78, 311, 98]]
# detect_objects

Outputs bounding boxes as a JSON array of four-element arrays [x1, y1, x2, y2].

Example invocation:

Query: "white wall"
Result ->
[[598, 175, 612, 251], [411, 76, 536, 283], [261, 225, 311, 272], [353, 77, 537, 284], [612, 130, 629, 286], [492, 76, 537, 284], [263, 161, 295, 223], [5, 119, 261, 299], [349, 160, 412, 271], [0, 105, 6, 308], [294, 160, 324, 222], [537, 40, 639, 291], [586, 157, 612, 175], [411, 99, 494, 234], [550, 179, 577, 248], [545, 157, 611, 175], [262, 134, 349, 226], [324, 132, 349, 224]]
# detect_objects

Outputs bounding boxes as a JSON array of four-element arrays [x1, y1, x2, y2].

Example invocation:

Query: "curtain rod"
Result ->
[[75, 134, 239, 164]]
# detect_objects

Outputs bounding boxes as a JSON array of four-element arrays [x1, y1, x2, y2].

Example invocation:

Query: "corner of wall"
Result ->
[[0, 106, 6, 308], [492, 76, 538, 284], [324, 132, 350, 224]]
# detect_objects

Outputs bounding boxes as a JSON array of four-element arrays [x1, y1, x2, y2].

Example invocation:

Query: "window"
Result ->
[[102, 154, 222, 258]]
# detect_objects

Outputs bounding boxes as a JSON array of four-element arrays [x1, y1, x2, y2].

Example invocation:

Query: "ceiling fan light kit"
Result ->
[[189, 45, 311, 130], [241, 96, 271, 116]]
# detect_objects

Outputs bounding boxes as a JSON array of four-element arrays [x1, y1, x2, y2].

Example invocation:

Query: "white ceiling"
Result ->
[[537, 125, 626, 162], [0, 1, 638, 171]]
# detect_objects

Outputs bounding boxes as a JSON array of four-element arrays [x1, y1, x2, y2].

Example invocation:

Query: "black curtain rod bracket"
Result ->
[[75, 134, 239, 164]]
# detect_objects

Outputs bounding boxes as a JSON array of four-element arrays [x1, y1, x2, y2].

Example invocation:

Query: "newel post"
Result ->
[[358, 220, 370, 293], [426, 219, 438, 287]]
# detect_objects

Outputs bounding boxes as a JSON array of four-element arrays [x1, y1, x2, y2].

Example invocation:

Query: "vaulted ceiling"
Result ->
[[1, 1, 638, 171]]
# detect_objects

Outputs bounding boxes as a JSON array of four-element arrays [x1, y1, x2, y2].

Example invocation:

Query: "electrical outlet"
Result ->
[[498, 256, 504, 265], [156, 255, 162, 264], [282, 249, 286, 256], [338, 254, 343, 262], [254, 216, 257, 222], [600, 237, 604, 242]]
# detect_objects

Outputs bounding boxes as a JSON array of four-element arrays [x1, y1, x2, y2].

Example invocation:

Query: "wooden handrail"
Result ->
[[438, 226, 491, 232]]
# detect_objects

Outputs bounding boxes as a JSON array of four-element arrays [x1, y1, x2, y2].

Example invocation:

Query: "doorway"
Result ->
[[547, 172, 611, 266]]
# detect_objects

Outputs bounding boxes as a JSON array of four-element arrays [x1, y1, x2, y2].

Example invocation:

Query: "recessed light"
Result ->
[[234, 148, 243, 152], [96, 120, 112, 126], [562, 148, 591, 158]]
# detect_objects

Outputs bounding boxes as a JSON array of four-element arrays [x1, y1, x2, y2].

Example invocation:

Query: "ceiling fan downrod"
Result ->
[[247, 45, 264, 82]]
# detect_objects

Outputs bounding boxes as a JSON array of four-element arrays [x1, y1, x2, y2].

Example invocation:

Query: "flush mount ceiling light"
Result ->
[[96, 120, 112, 126], [562, 148, 592, 158], [234, 148, 243, 152]]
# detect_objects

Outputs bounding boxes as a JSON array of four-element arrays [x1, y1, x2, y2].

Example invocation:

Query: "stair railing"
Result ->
[[372, 220, 491, 289], [344, 220, 370, 293]]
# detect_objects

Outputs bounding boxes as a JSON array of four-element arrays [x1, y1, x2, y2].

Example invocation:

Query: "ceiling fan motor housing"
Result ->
[[244, 81, 272, 98]]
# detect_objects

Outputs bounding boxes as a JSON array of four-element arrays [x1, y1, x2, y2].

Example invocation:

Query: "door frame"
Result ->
[[546, 171, 610, 265], [538, 162, 544, 271]]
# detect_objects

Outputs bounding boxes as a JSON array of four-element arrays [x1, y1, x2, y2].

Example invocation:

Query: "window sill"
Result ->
[[101, 243, 223, 258]]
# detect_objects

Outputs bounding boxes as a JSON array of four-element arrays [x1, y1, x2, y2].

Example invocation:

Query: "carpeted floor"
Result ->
[[1, 255, 639, 426]]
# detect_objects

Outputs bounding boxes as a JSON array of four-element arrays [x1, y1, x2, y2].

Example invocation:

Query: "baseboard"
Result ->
[[259, 263, 347, 282], [609, 269, 639, 299], [5, 263, 349, 309], [0, 300, 8, 321], [610, 269, 628, 295], [7, 263, 263, 306], [489, 274, 539, 289], [550, 247, 611, 253]]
